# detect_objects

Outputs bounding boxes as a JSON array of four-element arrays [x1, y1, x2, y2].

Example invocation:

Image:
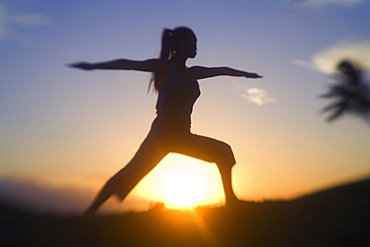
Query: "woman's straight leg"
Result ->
[[85, 135, 167, 215]]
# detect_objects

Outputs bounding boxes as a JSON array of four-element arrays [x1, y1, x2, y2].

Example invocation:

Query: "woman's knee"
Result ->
[[215, 141, 236, 167]]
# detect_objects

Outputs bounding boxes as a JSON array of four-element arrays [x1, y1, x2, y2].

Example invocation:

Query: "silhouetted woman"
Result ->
[[70, 27, 262, 214]]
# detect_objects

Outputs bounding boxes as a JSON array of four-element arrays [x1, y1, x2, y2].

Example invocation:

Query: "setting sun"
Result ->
[[134, 154, 225, 210], [162, 170, 205, 209]]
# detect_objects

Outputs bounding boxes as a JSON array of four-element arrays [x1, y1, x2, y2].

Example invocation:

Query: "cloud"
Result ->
[[0, 6, 9, 39], [293, 59, 312, 69], [242, 88, 278, 106], [0, 4, 53, 40], [0, 176, 152, 214], [312, 40, 370, 74], [296, 0, 366, 6], [9, 13, 53, 27], [314, 0, 365, 5], [0, 177, 90, 214], [233, 83, 277, 106]]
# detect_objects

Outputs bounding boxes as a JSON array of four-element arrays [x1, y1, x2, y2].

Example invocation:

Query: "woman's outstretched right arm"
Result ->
[[69, 59, 163, 72]]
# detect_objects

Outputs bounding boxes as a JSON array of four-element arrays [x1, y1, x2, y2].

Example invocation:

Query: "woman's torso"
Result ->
[[154, 61, 200, 132]]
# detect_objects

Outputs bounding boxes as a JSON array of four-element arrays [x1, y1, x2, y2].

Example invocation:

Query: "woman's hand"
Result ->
[[245, 72, 262, 79], [68, 62, 94, 70]]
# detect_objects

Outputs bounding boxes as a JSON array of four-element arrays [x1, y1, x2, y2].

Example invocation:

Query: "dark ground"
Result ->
[[1, 178, 370, 247]]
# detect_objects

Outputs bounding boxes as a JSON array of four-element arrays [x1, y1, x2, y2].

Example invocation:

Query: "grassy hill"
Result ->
[[1, 178, 369, 247]]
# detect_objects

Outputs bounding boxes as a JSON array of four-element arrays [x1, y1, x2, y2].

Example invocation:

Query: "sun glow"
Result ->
[[162, 170, 205, 209], [134, 154, 225, 210]]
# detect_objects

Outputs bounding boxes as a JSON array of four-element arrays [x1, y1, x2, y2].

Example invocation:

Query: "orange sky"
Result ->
[[1, 0, 370, 213]]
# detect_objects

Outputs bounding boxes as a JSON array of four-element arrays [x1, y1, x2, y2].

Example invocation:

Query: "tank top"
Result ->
[[155, 62, 201, 131]]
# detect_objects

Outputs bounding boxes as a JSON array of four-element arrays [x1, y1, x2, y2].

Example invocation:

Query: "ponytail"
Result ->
[[160, 29, 174, 60], [149, 28, 174, 92]]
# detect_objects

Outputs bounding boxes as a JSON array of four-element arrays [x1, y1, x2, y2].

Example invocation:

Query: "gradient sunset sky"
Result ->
[[1, 0, 370, 213]]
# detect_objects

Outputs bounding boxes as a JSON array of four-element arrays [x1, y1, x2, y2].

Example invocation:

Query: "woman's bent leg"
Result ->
[[85, 137, 166, 215], [172, 134, 239, 205], [216, 164, 239, 205]]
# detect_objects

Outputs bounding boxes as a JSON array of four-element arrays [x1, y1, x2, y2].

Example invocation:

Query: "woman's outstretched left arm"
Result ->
[[190, 66, 262, 80]]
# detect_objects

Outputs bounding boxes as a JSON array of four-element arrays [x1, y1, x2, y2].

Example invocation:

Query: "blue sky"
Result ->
[[1, 0, 370, 213]]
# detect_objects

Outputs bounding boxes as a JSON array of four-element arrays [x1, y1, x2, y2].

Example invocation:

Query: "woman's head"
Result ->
[[160, 26, 197, 60], [150, 27, 197, 92]]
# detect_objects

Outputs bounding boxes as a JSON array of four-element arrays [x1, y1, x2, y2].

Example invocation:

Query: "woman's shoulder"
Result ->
[[153, 59, 170, 72]]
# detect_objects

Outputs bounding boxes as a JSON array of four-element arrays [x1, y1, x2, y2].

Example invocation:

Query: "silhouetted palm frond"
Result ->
[[320, 60, 370, 123]]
